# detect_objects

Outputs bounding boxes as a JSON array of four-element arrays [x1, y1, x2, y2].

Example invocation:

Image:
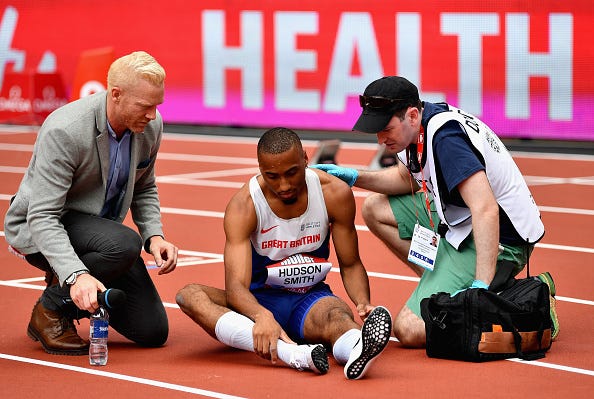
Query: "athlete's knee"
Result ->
[[317, 303, 360, 341], [176, 284, 207, 311], [393, 306, 426, 348], [324, 304, 354, 324]]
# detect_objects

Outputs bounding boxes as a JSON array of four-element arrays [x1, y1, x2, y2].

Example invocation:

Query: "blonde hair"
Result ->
[[107, 51, 165, 90]]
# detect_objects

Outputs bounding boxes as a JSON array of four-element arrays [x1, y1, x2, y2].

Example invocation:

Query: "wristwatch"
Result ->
[[65, 270, 89, 286]]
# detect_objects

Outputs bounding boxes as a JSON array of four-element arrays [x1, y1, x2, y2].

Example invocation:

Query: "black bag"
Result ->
[[420, 263, 552, 362]]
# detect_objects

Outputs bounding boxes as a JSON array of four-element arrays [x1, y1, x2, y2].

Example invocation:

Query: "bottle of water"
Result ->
[[89, 306, 109, 366]]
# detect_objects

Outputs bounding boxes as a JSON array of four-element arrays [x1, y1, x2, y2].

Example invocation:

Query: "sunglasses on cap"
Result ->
[[359, 95, 406, 109]]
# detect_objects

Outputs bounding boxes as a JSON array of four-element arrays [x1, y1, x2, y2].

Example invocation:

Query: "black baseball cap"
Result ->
[[353, 76, 420, 133]]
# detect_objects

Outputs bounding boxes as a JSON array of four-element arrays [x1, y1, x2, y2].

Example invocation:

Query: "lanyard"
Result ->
[[408, 125, 435, 230]]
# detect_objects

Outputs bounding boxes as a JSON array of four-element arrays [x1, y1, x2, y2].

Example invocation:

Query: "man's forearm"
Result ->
[[472, 215, 499, 286], [355, 164, 413, 195], [341, 265, 371, 307]]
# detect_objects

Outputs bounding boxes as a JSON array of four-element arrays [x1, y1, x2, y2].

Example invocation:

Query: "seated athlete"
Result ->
[[176, 127, 392, 379]]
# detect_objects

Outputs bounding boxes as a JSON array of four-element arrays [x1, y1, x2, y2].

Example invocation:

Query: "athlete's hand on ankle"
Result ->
[[356, 303, 374, 321], [253, 313, 293, 363], [310, 164, 359, 187]]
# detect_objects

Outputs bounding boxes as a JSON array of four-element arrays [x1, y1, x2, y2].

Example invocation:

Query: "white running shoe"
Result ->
[[344, 306, 392, 380], [289, 344, 329, 375]]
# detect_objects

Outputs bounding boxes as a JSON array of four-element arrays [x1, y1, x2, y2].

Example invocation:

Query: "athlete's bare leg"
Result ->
[[176, 284, 330, 374], [176, 283, 228, 339], [302, 296, 361, 345]]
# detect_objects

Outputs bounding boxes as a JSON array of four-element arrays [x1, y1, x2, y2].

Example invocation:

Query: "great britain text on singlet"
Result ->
[[260, 234, 321, 249]]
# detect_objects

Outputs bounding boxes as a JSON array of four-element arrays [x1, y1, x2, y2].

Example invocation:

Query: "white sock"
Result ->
[[214, 311, 298, 366], [277, 340, 298, 365], [214, 311, 255, 351], [333, 328, 361, 365]]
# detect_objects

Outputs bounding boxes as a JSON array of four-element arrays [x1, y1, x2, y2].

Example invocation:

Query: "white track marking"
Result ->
[[0, 354, 248, 398]]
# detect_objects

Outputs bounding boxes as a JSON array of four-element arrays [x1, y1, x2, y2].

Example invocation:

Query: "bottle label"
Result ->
[[91, 321, 109, 339]]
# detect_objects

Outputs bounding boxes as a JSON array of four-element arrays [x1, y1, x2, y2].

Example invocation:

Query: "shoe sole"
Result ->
[[537, 272, 559, 341], [27, 325, 89, 356], [344, 306, 392, 380], [310, 344, 329, 375]]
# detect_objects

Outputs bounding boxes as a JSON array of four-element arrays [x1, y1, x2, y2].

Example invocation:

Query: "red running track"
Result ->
[[1, 126, 593, 398]]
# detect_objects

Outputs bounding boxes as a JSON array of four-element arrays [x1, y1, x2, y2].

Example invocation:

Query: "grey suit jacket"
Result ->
[[4, 91, 165, 285]]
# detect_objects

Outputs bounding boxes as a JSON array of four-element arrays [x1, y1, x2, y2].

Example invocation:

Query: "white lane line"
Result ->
[[511, 151, 594, 162], [0, 143, 34, 151], [383, 343, 594, 376], [2, 276, 44, 283], [538, 206, 594, 216], [0, 124, 38, 133], [349, 268, 420, 283], [0, 354, 248, 399], [156, 179, 244, 189], [555, 296, 594, 306], [506, 358, 594, 377], [160, 207, 225, 218], [157, 167, 260, 181], [525, 175, 594, 186], [157, 153, 257, 165], [536, 242, 594, 254], [0, 166, 28, 173], [0, 280, 44, 290]]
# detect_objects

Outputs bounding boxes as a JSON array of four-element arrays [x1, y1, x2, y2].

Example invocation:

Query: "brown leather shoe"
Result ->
[[27, 300, 89, 355]]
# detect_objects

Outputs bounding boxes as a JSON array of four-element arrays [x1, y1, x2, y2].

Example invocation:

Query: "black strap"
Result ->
[[490, 239, 533, 292], [489, 260, 516, 292], [499, 311, 524, 358], [525, 239, 531, 278]]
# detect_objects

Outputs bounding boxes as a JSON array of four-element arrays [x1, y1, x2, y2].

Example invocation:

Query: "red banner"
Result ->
[[1, 1, 592, 140], [0, 71, 67, 124]]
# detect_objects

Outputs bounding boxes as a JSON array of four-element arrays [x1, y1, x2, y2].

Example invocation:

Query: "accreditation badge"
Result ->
[[408, 223, 439, 271]]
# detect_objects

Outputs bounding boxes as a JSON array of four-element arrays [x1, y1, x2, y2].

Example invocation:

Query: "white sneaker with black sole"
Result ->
[[344, 306, 392, 380], [289, 344, 329, 375]]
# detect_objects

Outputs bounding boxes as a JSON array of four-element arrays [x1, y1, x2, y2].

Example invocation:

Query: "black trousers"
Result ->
[[25, 211, 168, 347]]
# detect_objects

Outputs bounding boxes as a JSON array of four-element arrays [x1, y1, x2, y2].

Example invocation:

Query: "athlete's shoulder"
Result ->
[[311, 167, 354, 205], [226, 181, 255, 215], [224, 182, 257, 235], [310, 167, 345, 189]]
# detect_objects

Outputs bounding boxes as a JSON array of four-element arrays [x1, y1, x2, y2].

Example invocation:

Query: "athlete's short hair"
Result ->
[[107, 51, 165, 90], [257, 127, 303, 157]]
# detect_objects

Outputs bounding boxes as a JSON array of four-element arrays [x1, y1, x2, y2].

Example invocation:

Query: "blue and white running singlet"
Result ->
[[248, 168, 331, 292]]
